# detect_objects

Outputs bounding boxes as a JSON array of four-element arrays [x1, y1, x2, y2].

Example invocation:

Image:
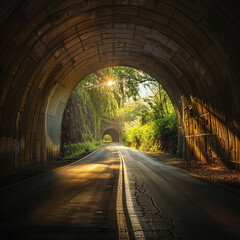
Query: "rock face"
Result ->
[[61, 87, 102, 156]]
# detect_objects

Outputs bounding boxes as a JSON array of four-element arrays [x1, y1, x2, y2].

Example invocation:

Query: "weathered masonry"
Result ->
[[0, 0, 239, 175], [101, 117, 120, 143]]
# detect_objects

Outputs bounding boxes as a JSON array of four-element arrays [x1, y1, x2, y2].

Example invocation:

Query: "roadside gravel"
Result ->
[[147, 151, 240, 188]]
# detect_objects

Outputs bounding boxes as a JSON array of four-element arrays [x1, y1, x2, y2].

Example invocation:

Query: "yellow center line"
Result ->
[[117, 150, 130, 240]]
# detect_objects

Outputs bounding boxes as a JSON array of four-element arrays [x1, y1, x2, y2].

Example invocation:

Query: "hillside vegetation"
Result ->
[[120, 82, 178, 154], [61, 67, 178, 157]]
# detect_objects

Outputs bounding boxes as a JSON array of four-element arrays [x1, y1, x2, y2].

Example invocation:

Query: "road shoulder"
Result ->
[[144, 150, 240, 189]]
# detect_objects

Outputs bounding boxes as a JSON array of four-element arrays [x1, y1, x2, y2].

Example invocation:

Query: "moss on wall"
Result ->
[[61, 86, 102, 157]]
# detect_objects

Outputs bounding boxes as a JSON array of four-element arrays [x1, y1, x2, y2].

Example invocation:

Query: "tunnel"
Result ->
[[0, 0, 240, 176], [103, 129, 120, 143]]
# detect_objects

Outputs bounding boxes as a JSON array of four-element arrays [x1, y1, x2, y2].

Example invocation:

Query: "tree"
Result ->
[[80, 66, 154, 118], [62, 66, 178, 155]]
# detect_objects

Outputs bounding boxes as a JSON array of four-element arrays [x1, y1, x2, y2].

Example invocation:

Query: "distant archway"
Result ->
[[103, 129, 119, 143], [103, 134, 112, 143]]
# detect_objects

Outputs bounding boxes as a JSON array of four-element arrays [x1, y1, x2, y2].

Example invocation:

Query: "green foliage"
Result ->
[[62, 140, 104, 158], [61, 66, 148, 157], [121, 80, 178, 154], [61, 86, 103, 157], [80, 66, 154, 117], [122, 103, 148, 122], [153, 113, 178, 153], [61, 66, 178, 157], [123, 113, 177, 153], [123, 123, 155, 151], [103, 134, 112, 143]]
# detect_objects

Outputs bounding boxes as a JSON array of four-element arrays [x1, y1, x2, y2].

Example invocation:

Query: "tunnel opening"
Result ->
[[103, 134, 113, 143], [60, 66, 177, 158], [61, 66, 177, 157], [103, 130, 119, 143], [0, 0, 239, 176]]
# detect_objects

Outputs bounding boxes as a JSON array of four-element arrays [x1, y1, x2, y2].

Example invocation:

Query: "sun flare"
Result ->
[[108, 81, 114, 86]]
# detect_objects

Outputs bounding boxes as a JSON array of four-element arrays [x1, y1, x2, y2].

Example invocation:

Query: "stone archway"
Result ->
[[101, 117, 120, 143], [0, 1, 240, 175], [102, 129, 120, 143]]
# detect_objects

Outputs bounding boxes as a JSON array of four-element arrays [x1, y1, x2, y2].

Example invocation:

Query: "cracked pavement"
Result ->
[[120, 146, 240, 240], [129, 174, 179, 239], [0, 143, 239, 240]]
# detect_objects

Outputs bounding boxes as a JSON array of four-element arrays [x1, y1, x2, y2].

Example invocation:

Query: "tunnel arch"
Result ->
[[102, 129, 120, 143], [0, 0, 240, 175], [103, 134, 113, 143]]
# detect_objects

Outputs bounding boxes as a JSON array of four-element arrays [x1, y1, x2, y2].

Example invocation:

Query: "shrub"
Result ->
[[123, 113, 178, 154], [62, 140, 104, 158]]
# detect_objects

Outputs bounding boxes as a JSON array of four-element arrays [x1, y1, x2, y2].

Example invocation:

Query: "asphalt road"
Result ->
[[0, 143, 240, 240]]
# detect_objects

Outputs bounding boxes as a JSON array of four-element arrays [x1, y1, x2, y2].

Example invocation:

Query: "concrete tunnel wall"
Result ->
[[0, 0, 240, 175], [101, 117, 120, 143], [103, 129, 120, 143]]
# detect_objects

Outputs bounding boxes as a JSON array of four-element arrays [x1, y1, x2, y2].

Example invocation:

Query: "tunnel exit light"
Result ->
[[108, 81, 114, 86]]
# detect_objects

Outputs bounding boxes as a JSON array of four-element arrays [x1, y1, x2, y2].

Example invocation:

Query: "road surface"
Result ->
[[1, 143, 239, 239]]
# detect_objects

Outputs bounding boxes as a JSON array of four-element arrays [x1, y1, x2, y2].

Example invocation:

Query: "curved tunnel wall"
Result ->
[[0, 0, 240, 175], [103, 129, 120, 143]]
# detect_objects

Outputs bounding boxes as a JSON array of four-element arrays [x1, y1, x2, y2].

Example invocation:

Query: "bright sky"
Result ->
[[139, 84, 151, 97]]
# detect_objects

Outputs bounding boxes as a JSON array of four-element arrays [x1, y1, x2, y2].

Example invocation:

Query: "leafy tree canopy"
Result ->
[[79, 66, 154, 117], [76, 66, 178, 153]]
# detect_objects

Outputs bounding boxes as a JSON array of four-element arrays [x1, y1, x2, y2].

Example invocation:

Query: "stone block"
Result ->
[[140, 9, 169, 25], [173, 10, 211, 48], [155, 1, 175, 17]]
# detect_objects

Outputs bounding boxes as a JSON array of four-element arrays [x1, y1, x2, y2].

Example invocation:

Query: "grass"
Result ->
[[62, 140, 105, 159]]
